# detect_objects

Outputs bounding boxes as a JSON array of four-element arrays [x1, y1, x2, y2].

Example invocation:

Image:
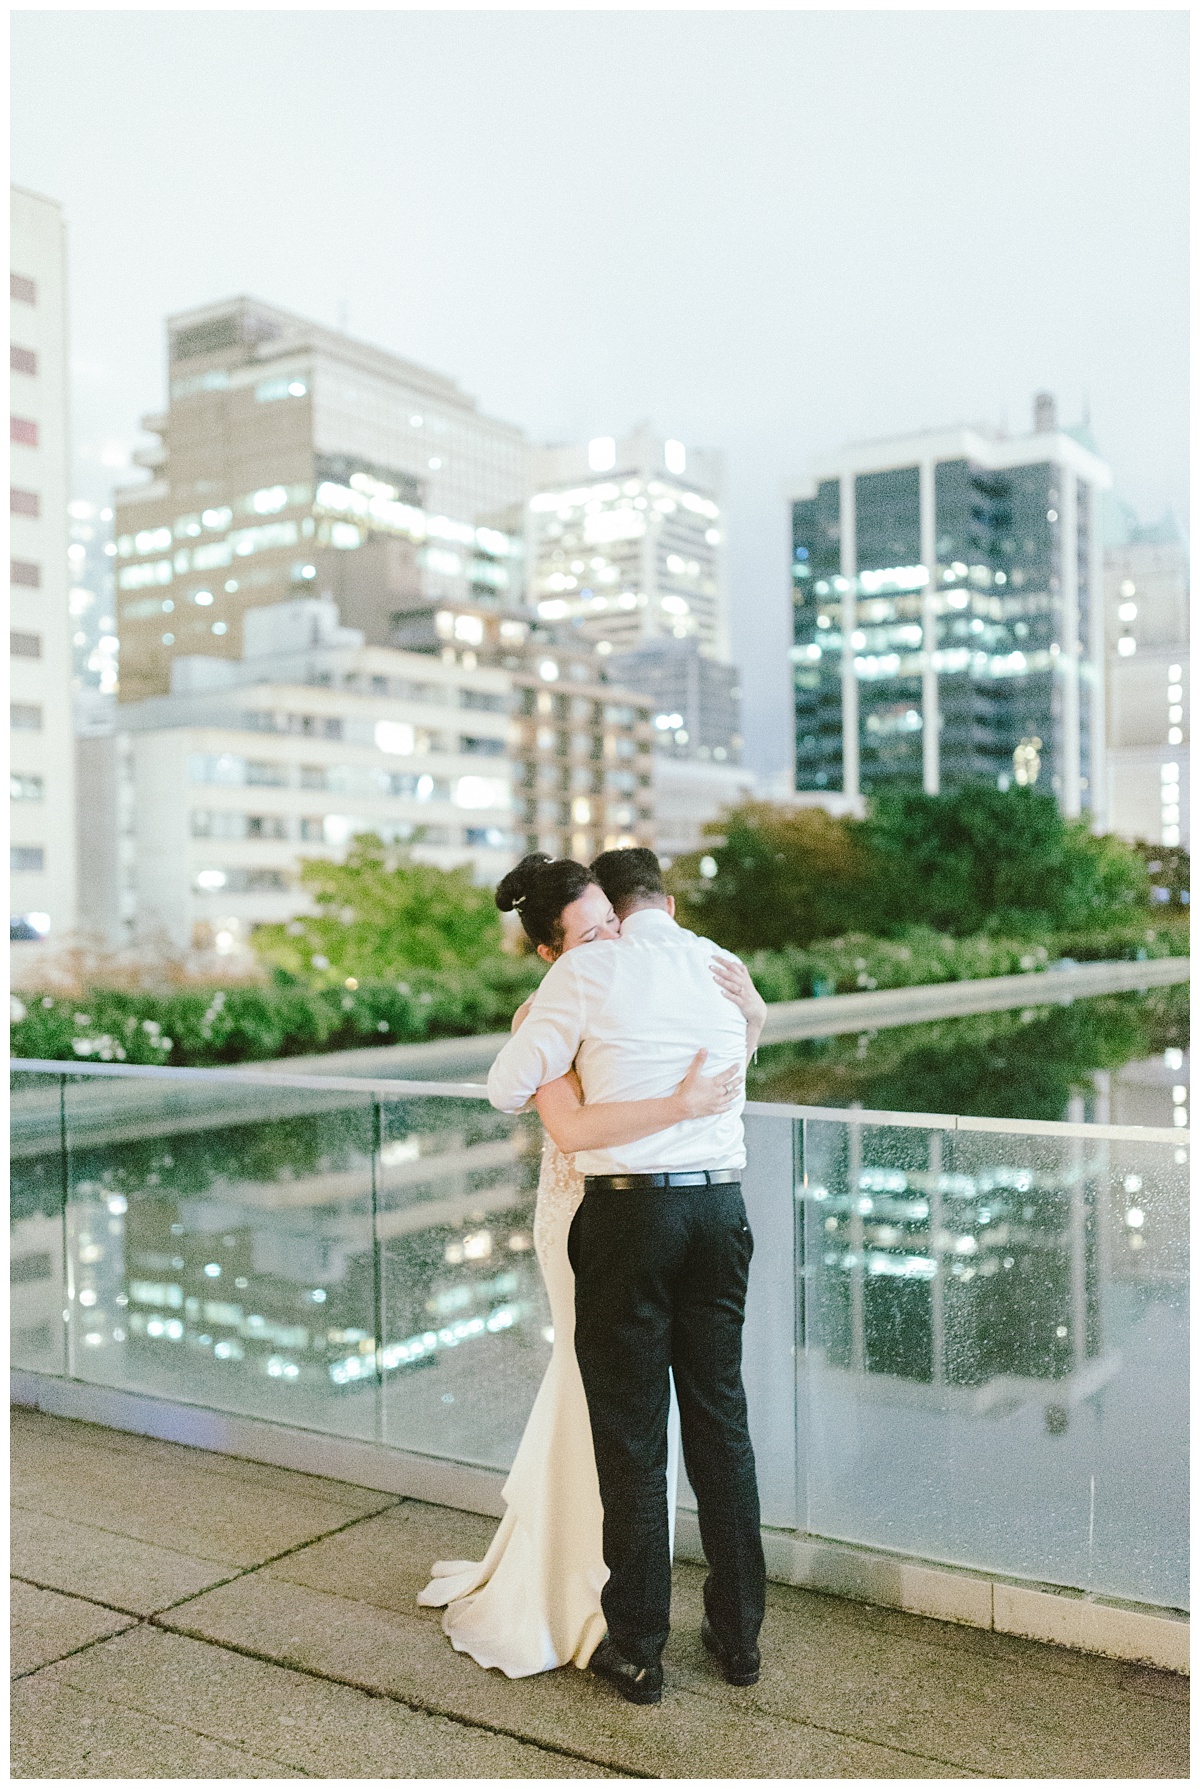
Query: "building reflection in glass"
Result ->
[[805, 1127, 1109, 1433], [20, 1084, 549, 1465]]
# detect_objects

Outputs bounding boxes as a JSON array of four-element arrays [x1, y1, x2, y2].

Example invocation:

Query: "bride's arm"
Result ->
[[710, 954, 768, 1060], [534, 1052, 738, 1155]]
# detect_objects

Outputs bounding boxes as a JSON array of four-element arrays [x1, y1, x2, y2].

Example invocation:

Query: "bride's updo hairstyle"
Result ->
[[496, 853, 596, 958]]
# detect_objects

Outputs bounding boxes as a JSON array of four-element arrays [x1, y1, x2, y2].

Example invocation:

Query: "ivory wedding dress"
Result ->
[[418, 1136, 680, 1677]]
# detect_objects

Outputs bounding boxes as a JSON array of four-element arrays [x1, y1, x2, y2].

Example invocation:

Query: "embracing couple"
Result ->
[[419, 846, 768, 1706]]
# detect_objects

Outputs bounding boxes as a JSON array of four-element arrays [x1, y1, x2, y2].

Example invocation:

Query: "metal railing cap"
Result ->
[[12, 1059, 1189, 1144], [746, 1099, 958, 1130], [955, 1113, 1188, 1145], [9, 1058, 490, 1101]]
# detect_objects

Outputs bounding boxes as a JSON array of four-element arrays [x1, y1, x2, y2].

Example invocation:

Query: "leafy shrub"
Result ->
[[739, 918, 1188, 1003], [11, 920, 1184, 1070], [11, 956, 546, 1068]]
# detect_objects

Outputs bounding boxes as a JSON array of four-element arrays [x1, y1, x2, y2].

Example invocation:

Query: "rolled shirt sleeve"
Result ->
[[485, 954, 586, 1113]]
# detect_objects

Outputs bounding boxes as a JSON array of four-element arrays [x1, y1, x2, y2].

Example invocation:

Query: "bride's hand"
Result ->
[[711, 954, 767, 1027], [672, 1048, 741, 1120]]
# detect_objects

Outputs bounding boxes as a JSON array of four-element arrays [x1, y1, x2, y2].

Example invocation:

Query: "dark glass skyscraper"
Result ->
[[792, 408, 1110, 818]]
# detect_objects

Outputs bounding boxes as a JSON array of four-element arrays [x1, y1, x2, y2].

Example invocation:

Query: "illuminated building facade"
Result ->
[[609, 635, 741, 763], [388, 592, 656, 862], [10, 186, 77, 948], [80, 589, 657, 947], [791, 398, 1111, 818], [80, 598, 519, 951], [526, 426, 729, 662], [114, 297, 530, 702], [1103, 523, 1189, 848]]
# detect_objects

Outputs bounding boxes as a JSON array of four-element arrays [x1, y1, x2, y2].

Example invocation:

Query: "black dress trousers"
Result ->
[[567, 1180, 766, 1668]]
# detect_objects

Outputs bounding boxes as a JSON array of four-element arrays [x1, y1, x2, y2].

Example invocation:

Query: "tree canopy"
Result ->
[[670, 787, 1152, 952], [668, 803, 876, 951], [252, 833, 503, 984], [862, 787, 1151, 937]]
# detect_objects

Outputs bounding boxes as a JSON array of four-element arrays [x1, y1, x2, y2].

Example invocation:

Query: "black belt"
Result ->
[[584, 1171, 742, 1192]]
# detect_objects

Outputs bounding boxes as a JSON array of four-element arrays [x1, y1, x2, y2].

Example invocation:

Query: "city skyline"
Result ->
[[11, 9, 1188, 778]]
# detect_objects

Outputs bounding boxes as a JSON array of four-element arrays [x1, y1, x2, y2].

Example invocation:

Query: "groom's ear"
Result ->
[[666, 894, 675, 917]]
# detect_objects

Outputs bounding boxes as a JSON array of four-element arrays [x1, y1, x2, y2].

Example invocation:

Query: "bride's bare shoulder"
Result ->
[[511, 994, 536, 1032]]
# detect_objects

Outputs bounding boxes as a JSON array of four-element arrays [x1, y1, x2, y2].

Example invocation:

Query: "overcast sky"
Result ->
[[12, 8, 1188, 778]]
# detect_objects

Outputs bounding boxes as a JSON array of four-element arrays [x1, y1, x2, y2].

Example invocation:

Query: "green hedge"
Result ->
[[744, 919, 1190, 1004], [11, 918, 1186, 1069], [10, 956, 546, 1067]]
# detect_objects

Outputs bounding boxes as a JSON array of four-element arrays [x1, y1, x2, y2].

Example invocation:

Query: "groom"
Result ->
[[486, 847, 765, 1704]]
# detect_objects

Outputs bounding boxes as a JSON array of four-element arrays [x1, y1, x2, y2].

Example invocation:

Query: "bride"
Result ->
[[418, 853, 766, 1679]]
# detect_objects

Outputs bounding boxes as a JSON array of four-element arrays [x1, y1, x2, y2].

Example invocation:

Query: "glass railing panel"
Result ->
[[11, 1071, 69, 1375], [736, 1110, 800, 1530], [375, 1095, 548, 1470], [13, 1064, 1186, 1612], [799, 1114, 955, 1554], [945, 1123, 1188, 1610], [59, 1071, 381, 1441], [799, 1112, 1188, 1610]]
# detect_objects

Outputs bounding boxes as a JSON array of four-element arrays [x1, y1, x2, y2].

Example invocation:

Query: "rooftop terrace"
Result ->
[[10, 1058, 1189, 1775], [10, 1408, 1189, 1780]]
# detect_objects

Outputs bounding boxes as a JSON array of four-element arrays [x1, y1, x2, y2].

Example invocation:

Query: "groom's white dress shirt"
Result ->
[[486, 907, 747, 1176]]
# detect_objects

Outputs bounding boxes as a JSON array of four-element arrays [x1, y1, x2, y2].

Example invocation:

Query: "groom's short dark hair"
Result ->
[[590, 847, 666, 916]]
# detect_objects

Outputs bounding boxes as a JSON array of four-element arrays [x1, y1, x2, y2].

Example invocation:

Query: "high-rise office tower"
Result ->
[[1104, 518, 1189, 847], [10, 186, 77, 948], [114, 297, 531, 701], [527, 425, 729, 661], [791, 396, 1111, 819], [526, 427, 743, 856]]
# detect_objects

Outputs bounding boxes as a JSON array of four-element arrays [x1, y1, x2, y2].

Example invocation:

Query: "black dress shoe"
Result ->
[[701, 1615, 761, 1686], [588, 1636, 663, 1705]]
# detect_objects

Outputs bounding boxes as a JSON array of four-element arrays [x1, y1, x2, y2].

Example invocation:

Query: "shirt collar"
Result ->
[[618, 907, 679, 939]]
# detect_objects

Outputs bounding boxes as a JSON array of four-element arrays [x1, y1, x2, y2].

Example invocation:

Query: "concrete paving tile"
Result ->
[[45, 1625, 619, 1779], [1117, 1664, 1190, 1704], [10, 1675, 301, 1779], [12, 1407, 397, 1513], [12, 1507, 235, 1617], [668, 1569, 1190, 1779], [269, 1497, 500, 1612], [11, 1428, 372, 1567], [10, 1580, 136, 1678], [10, 1412, 1183, 1780], [159, 1569, 968, 1778]]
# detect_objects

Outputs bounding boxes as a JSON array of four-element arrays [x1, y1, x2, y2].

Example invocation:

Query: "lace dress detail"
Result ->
[[533, 1137, 586, 1285]]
